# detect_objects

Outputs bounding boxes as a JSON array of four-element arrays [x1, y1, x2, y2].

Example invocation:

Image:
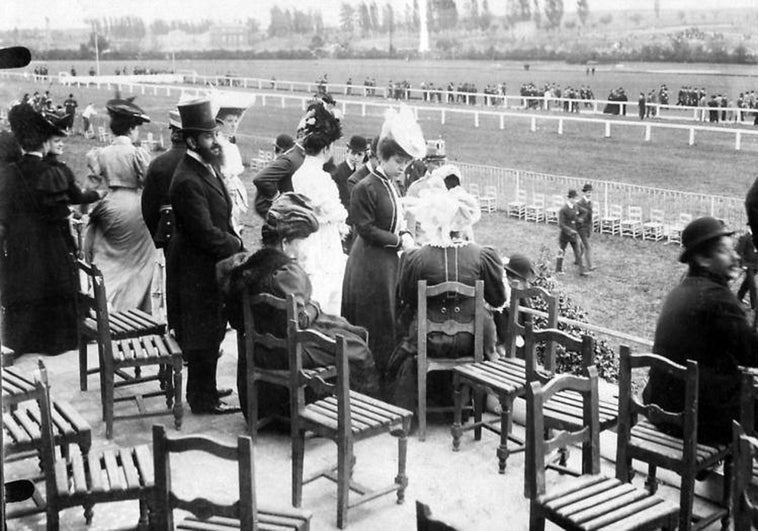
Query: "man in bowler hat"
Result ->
[[331, 135, 368, 211], [556, 189, 587, 276], [643, 217, 758, 444], [167, 98, 242, 414], [575, 183, 596, 271]]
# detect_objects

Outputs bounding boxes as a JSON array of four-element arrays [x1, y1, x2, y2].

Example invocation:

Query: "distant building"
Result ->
[[209, 23, 251, 50]]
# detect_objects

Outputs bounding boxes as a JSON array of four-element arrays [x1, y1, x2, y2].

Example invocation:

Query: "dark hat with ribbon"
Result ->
[[178, 98, 221, 133], [504, 253, 537, 282], [263, 192, 319, 241], [8, 103, 65, 140], [567, 189, 578, 199], [346, 135, 368, 152], [105, 96, 150, 124], [679, 216, 734, 263]]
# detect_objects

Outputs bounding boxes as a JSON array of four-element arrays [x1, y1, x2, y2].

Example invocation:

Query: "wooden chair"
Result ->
[[667, 213, 692, 246], [289, 325, 412, 528], [480, 185, 498, 214], [620, 206, 643, 239], [152, 424, 311, 531], [467, 182, 481, 199], [507, 189, 527, 219], [642, 208, 665, 241], [525, 369, 679, 530], [416, 280, 485, 441], [544, 194, 564, 225], [5, 361, 154, 529], [731, 420, 758, 531], [416, 500, 457, 531], [242, 292, 336, 440], [616, 346, 732, 530], [523, 324, 619, 472], [77, 259, 166, 391], [525, 193, 546, 223], [600, 204, 622, 236], [451, 286, 556, 473], [3, 366, 91, 463]]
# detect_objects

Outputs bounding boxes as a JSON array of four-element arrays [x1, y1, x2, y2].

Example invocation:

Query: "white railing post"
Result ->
[[441, 109, 445, 125], [593, 101, 598, 113], [281, 96, 285, 108], [530, 116, 536, 132], [736, 131, 742, 151], [362, 103, 366, 117], [141, 85, 145, 95], [688, 128, 695, 146], [301, 98, 306, 111], [262, 95, 266, 107], [153, 86, 158, 95], [342, 101, 347, 115], [474, 111, 479, 128], [558, 118, 563, 135], [166, 86, 171, 96], [499, 114, 504, 130], [604, 121, 611, 138], [645, 124, 651, 142]]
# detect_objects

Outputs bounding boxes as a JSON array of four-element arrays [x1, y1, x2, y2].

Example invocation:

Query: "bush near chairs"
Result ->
[[616, 347, 733, 530], [289, 325, 412, 528], [524, 369, 679, 531]]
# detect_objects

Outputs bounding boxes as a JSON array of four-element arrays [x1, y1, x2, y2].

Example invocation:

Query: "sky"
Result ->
[[1, 0, 756, 31]]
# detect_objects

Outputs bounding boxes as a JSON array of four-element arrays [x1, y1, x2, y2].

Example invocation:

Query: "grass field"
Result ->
[[0, 73, 750, 349]]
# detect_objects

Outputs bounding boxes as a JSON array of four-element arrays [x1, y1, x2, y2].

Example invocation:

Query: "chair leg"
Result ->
[[473, 387, 483, 441], [104, 364, 115, 439], [172, 359, 183, 431], [721, 455, 732, 530], [47, 504, 60, 531], [292, 429, 305, 508], [679, 470, 694, 531], [497, 394, 514, 474], [395, 418, 410, 505], [83, 501, 94, 525], [137, 498, 149, 530], [529, 501, 546, 531], [451, 374, 463, 452], [645, 464, 659, 494], [249, 377, 259, 442], [79, 335, 88, 391], [418, 363, 427, 442], [164, 364, 174, 410], [337, 438, 352, 529]]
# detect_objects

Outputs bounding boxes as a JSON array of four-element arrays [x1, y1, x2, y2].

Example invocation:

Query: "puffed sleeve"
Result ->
[[480, 246, 506, 309], [351, 181, 401, 249], [134, 145, 151, 186]]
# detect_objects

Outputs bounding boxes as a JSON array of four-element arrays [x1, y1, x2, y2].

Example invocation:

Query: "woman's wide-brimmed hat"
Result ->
[[265, 192, 319, 240], [504, 253, 537, 282], [379, 105, 426, 160], [8, 103, 65, 140], [105, 96, 150, 124], [679, 216, 734, 263]]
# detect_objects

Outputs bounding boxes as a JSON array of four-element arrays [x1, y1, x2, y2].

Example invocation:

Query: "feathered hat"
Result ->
[[379, 105, 426, 160], [405, 187, 481, 247], [106, 90, 150, 124], [8, 103, 66, 140]]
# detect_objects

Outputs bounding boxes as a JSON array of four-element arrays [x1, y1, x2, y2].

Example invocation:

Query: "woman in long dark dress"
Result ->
[[218, 193, 379, 422], [341, 106, 426, 393], [0, 104, 99, 355]]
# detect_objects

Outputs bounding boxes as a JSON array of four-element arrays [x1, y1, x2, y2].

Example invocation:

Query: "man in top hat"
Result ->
[[142, 109, 185, 252], [168, 98, 242, 415], [575, 183, 595, 271], [331, 134, 368, 211], [557, 189, 587, 276], [643, 216, 758, 444]]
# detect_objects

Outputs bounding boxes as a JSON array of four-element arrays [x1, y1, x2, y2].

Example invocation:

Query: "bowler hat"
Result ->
[[105, 97, 150, 124], [567, 189, 578, 199], [178, 98, 220, 132], [679, 216, 734, 263], [346, 135, 368, 152], [582, 183, 593, 193], [504, 253, 536, 282], [275, 133, 295, 153]]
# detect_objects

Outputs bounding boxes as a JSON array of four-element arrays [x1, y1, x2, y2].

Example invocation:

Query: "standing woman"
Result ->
[[0, 104, 89, 355], [85, 96, 157, 312], [342, 107, 426, 392], [291, 101, 347, 314]]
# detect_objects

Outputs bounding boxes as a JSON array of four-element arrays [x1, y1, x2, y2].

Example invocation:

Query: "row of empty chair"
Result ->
[[506, 190, 693, 244]]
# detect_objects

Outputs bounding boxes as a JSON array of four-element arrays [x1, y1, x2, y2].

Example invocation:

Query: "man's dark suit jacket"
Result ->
[[141, 143, 185, 240], [252, 144, 304, 218], [167, 154, 242, 352], [331, 160, 355, 211]]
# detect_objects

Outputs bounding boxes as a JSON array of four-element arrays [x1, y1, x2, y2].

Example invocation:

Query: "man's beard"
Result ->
[[196, 143, 221, 165]]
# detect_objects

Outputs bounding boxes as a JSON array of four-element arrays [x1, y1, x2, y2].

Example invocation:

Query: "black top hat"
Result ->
[[178, 98, 221, 132], [105, 97, 150, 124], [9, 103, 65, 140], [679, 216, 734, 263], [582, 183, 593, 192], [216, 106, 246, 119], [504, 253, 536, 282], [346, 135, 368, 152]]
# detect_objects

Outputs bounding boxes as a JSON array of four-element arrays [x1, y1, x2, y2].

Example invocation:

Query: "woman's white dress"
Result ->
[[291, 155, 347, 314]]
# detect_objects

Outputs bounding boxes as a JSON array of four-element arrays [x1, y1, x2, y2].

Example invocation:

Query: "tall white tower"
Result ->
[[418, 0, 430, 53]]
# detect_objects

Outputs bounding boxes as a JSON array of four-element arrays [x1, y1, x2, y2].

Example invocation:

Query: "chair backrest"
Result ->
[[532, 193, 545, 208], [517, 189, 527, 203], [506, 286, 558, 359], [484, 185, 497, 198], [417, 280, 485, 364], [524, 367, 600, 499], [609, 204, 622, 217], [739, 367, 758, 435], [679, 212, 693, 226], [615, 346, 699, 481], [649, 208, 665, 224], [32, 360, 59, 516], [288, 323, 348, 436], [76, 259, 113, 355], [523, 323, 594, 384], [551, 194, 564, 208], [731, 420, 758, 530], [627, 206, 642, 222], [468, 183, 480, 197], [152, 424, 257, 530]]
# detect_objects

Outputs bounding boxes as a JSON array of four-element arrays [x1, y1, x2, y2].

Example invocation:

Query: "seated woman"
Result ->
[[218, 193, 379, 423], [388, 187, 506, 411]]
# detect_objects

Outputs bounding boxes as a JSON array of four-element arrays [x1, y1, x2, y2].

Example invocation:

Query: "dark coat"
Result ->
[[330, 160, 355, 212], [252, 144, 304, 218], [575, 196, 593, 235], [558, 203, 580, 243], [745, 176, 758, 248], [643, 271, 758, 444], [141, 144, 185, 241], [346, 160, 374, 209], [167, 153, 242, 352]]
